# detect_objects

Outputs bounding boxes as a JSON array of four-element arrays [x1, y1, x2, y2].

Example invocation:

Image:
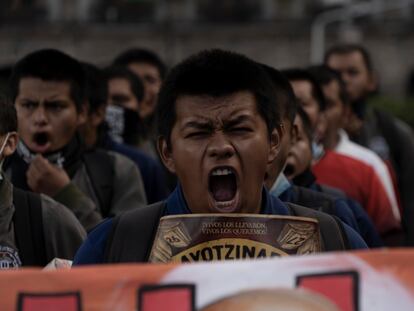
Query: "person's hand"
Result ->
[[26, 155, 71, 197]]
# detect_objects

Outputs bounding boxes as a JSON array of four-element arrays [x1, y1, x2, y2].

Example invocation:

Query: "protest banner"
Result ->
[[0, 249, 413, 310]]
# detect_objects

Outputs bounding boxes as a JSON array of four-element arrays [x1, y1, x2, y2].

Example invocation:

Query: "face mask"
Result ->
[[16, 140, 65, 168], [269, 172, 291, 197], [0, 133, 11, 177], [105, 105, 143, 145], [0, 133, 10, 158], [312, 140, 325, 162]]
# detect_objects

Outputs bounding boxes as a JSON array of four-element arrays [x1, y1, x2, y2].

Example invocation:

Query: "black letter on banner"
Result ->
[[17, 292, 82, 311], [138, 284, 195, 311], [296, 270, 359, 311]]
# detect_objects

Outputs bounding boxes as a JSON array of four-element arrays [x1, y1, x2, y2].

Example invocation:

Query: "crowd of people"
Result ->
[[0, 42, 413, 269]]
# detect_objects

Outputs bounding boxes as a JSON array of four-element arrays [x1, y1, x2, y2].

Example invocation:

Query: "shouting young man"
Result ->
[[74, 50, 366, 265], [5, 49, 147, 232], [0, 99, 85, 268]]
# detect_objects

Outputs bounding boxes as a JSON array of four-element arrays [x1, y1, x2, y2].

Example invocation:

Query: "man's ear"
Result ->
[[91, 105, 106, 127], [2, 132, 18, 157], [157, 136, 176, 174], [267, 125, 283, 165], [367, 72, 378, 93], [77, 101, 88, 126]]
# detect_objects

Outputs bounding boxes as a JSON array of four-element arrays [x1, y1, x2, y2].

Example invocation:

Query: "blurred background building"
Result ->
[[1, 0, 414, 99]]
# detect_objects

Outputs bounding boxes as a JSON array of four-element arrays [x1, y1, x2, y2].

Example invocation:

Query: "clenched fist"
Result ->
[[26, 155, 71, 197]]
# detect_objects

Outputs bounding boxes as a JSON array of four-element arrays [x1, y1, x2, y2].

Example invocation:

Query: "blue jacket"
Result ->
[[73, 186, 367, 265]]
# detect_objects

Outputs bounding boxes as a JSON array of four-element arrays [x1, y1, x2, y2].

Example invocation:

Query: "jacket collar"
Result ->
[[165, 183, 289, 216]]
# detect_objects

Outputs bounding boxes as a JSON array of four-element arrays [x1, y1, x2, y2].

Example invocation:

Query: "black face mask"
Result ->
[[105, 105, 145, 146]]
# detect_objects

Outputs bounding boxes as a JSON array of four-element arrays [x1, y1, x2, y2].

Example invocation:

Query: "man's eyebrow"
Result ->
[[18, 98, 38, 103], [181, 119, 213, 131], [225, 114, 253, 127], [44, 99, 68, 104]]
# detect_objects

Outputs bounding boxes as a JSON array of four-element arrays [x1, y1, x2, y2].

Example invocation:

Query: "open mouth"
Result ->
[[31, 132, 51, 153], [209, 167, 239, 212], [283, 163, 295, 179], [34, 132, 49, 146]]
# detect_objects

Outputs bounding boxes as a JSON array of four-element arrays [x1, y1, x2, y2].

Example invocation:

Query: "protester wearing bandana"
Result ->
[[0, 98, 85, 268], [4, 49, 147, 232]]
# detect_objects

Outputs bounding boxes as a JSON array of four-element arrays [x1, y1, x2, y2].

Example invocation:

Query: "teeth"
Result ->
[[216, 200, 235, 207], [211, 168, 233, 176]]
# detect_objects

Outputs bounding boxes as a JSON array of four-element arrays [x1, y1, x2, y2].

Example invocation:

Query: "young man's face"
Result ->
[[15, 77, 85, 153], [322, 80, 346, 138], [108, 77, 140, 112], [159, 91, 279, 214], [128, 62, 162, 119], [290, 80, 320, 130], [326, 51, 376, 102], [285, 115, 313, 180]]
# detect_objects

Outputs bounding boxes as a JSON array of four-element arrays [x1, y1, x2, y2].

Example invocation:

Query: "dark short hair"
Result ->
[[0, 96, 17, 134], [324, 43, 373, 73], [83, 62, 108, 114], [9, 49, 86, 111], [261, 64, 297, 125], [156, 49, 281, 149], [308, 65, 349, 107], [113, 48, 167, 79], [295, 105, 313, 146], [281, 68, 327, 111], [105, 66, 145, 103]]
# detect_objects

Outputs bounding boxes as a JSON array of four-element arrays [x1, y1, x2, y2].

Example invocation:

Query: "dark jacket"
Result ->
[[352, 106, 414, 244], [73, 186, 367, 265], [105, 137, 169, 204], [290, 169, 383, 247], [0, 176, 85, 268]]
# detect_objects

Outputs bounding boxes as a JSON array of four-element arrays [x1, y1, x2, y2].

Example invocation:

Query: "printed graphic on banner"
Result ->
[[149, 214, 321, 263]]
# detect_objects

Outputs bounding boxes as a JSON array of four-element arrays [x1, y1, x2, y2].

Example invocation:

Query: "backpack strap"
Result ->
[[291, 186, 336, 215], [104, 202, 166, 263], [83, 149, 115, 217], [286, 202, 350, 251], [318, 184, 347, 199], [12, 187, 46, 266]]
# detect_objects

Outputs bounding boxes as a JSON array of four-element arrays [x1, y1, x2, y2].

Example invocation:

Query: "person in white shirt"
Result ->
[[308, 65, 401, 224]]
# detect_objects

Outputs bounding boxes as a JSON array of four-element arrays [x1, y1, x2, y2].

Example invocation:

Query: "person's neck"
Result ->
[[323, 130, 340, 150], [87, 125, 107, 150], [292, 168, 316, 188], [351, 97, 369, 120]]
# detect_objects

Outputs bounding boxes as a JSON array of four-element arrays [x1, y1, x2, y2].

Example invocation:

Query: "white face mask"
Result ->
[[0, 133, 10, 158], [0, 133, 11, 177]]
